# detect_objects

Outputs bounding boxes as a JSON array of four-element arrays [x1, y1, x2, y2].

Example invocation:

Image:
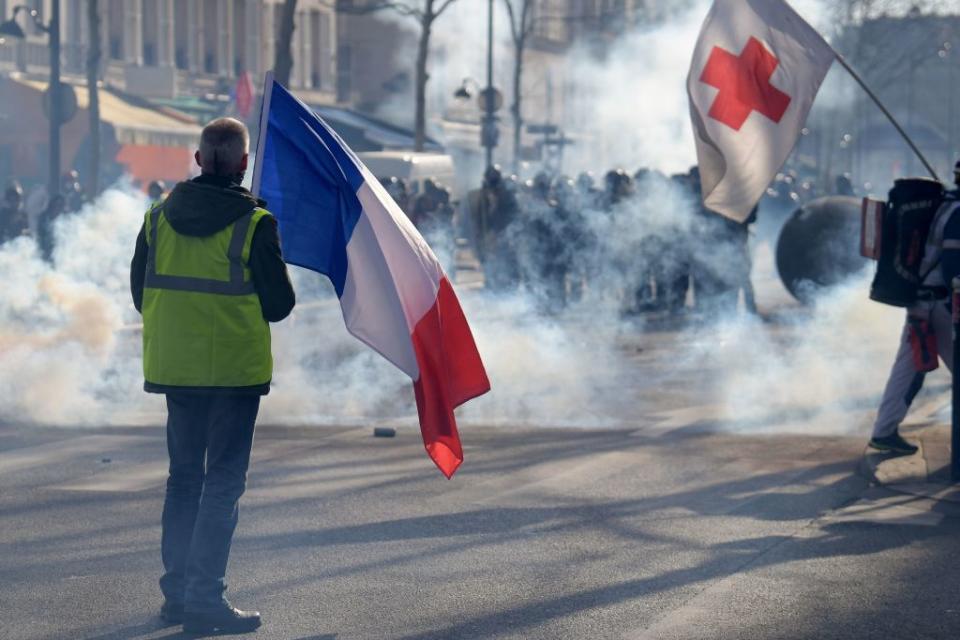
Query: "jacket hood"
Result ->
[[162, 176, 264, 237]]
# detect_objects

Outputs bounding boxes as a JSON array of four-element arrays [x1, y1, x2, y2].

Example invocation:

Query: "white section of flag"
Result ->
[[687, 0, 834, 222], [339, 173, 445, 381]]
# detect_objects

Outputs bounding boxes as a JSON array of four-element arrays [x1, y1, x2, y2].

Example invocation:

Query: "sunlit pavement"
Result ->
[[2, 401, 960, 640], [1, 240, 954, 640]]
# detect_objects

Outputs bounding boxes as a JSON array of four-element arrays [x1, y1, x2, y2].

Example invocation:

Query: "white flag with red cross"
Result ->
[[687, 0, 835, 222]]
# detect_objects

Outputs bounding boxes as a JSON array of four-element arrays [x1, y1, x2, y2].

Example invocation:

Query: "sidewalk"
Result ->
[[861, 421, 960, 516]]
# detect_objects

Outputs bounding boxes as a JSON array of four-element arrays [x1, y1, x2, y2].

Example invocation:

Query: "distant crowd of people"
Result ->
[[461, 165, 759, 315], [0, 169, 89, 262], [0, 161, 853, 314], [372, 162, 857, 317]]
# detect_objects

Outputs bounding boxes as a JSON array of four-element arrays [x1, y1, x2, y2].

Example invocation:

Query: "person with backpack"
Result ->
[[869, 164, 960, 454]]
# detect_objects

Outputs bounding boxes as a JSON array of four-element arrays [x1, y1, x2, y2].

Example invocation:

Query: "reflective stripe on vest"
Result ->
[[145, 205, 256, 296]]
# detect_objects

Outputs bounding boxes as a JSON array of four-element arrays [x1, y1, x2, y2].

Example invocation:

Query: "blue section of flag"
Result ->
[[257, 80, 364, 296]]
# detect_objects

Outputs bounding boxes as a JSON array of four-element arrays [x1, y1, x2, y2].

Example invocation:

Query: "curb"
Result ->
[[859, 426, 960, 505], [860, 443, 928, 486]]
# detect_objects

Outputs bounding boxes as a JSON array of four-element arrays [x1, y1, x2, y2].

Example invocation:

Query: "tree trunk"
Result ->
[[413, 11, 433, 152], [86, 0, 102, 196], [274, 0, 298, 87], [511, 37, 524, 174]]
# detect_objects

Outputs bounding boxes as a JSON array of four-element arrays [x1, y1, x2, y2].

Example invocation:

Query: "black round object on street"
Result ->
[[776, 196, 868, 303], [373, 427, 397, 438]]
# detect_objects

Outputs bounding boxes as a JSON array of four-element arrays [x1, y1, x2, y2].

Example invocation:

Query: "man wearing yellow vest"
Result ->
[[130, 118, 295, 635]]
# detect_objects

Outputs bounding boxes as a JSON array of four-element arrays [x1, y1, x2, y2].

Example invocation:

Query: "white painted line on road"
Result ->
[[0, 435, 156, 477]]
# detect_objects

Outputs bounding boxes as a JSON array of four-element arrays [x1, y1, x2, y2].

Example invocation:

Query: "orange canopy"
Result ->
[[116, 144, 196, 187]]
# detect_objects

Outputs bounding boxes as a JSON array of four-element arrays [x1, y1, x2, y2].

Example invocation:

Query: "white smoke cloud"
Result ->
[[0, 0, 907, 439], [0, 182, 903, 436], [0, 186, 153, 425], [695, 273, 905, 434]]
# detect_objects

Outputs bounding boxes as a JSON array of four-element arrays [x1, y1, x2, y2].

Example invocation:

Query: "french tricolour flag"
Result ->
[[252, 75, 490, 478]]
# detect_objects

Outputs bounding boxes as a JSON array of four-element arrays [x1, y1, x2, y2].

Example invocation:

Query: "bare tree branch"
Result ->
[[330, 0, 463, 150], [504, 0, 520, 42], [330, 0, 422, 19], [434, 0, 459, 19]]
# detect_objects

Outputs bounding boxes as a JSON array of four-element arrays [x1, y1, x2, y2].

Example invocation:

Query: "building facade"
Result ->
[[0, 0, 337, 106]]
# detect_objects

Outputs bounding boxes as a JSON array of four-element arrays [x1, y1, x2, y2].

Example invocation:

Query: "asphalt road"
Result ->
[[2, 248, 956, 639], [2, 414, 959, 640]]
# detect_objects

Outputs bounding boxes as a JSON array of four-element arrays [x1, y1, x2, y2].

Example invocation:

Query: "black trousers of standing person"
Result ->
[[159, 393, 260, 612]]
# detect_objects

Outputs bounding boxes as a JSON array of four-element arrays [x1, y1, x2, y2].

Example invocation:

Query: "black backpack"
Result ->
[[868, 177, 946, 307]]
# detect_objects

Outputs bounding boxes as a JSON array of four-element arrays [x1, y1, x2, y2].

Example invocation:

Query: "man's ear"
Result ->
[[194, 150, 203, 170], [240, 153, 249, 173]]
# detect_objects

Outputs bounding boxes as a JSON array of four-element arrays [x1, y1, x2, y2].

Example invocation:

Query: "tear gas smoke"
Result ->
[[0, 0, 911, 436], [0, 186, 154, 424], [694, 275, 906, 434], [0, 175, 907, 436]]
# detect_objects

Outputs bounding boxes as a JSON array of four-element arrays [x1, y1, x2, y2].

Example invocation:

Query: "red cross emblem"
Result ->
[[699, 37, 792, 131]]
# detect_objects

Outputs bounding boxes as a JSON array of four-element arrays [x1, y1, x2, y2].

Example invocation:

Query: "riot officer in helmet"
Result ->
[[0, 181, 29, 244], [469, 164, 519, 290], [148, 180, 167, 202], [603, 169, 634, 210]]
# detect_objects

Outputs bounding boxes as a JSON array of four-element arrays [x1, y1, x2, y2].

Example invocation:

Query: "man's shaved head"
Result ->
[[197, 117, 250, 176]]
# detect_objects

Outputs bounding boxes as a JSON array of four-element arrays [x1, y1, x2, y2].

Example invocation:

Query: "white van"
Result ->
[[357, 151, 458, 199]]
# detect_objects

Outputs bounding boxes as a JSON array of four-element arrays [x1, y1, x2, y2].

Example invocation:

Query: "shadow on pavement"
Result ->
[[388, 520, 955, 640]]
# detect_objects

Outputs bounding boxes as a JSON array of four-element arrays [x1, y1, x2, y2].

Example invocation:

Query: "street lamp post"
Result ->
[[483, 0, 495, 170], [0, 3, 61, 196], [453, 1, 500, 177]]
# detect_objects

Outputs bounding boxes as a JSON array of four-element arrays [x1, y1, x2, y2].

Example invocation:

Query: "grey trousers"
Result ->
[[872, 302, 954, 438]]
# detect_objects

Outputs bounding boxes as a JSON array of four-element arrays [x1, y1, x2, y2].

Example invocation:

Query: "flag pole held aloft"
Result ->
[[688, 0, 943, 224], [829, 51, 941, 183], [687, 0, 835, 222], [251, 74, 491, 479]]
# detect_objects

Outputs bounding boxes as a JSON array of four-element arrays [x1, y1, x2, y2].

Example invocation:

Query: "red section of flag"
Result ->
[[236, 72, 254, 119], [700, 37, 791, 131], [410, 277, 491, 479]]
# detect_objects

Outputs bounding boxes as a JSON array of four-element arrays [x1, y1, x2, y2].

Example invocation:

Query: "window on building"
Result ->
[[310, 10, 321, 88], [203, 0, 217, 73], [234, 0, 246, 75], [142, 0, 158, 66], [66, 0, 83, 72], [261, 3, 274, 71], [336, 43, 351, 102], [274, 3, 289, 77], [531, 0, 568, 43], [174, 0, 188, 69], [296, 10, 306, 88], [108, 0, 124, 60]]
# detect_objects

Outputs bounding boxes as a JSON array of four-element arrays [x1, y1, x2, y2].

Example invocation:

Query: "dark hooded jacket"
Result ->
[[130, 174, 296, 394]]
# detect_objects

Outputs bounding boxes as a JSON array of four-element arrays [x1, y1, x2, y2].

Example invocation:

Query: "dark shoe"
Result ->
[[159, 600, 184, 625], [869, 432, 919, 455], [183, 603, 262, 635]]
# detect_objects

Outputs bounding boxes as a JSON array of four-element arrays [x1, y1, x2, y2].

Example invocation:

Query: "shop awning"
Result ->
[[17, 77, 201, 147], [312, 106, 443, 153]]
